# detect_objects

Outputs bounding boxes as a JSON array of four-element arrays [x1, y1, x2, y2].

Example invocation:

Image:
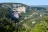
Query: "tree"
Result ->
[[0, 6, 26, 32], [30, 16, 48, 32], [0, 7, 9, 18], [0, 18, 16, 32], [0, 17, 26, 32]]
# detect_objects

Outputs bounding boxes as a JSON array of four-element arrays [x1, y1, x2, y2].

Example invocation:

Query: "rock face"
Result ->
[[13, 11, 19, 18], [8, 8, 19, 22], [0, 3, 29, 22], [1, 3, 26, 13], [12, 6, 26, 13]]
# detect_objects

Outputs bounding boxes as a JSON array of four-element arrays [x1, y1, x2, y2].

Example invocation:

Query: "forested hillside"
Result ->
[[0, 3, 48, 32]]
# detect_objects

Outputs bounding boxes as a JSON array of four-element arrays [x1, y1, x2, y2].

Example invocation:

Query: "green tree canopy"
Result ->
[[30, 16, 48, 32]]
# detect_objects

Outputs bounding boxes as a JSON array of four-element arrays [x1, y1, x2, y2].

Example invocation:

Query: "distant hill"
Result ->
[[29, 5, 48, 7], [0, 3, 48, 16]]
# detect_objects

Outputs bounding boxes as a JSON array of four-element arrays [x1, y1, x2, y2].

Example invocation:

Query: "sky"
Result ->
[[0, 0, 48, 5]]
